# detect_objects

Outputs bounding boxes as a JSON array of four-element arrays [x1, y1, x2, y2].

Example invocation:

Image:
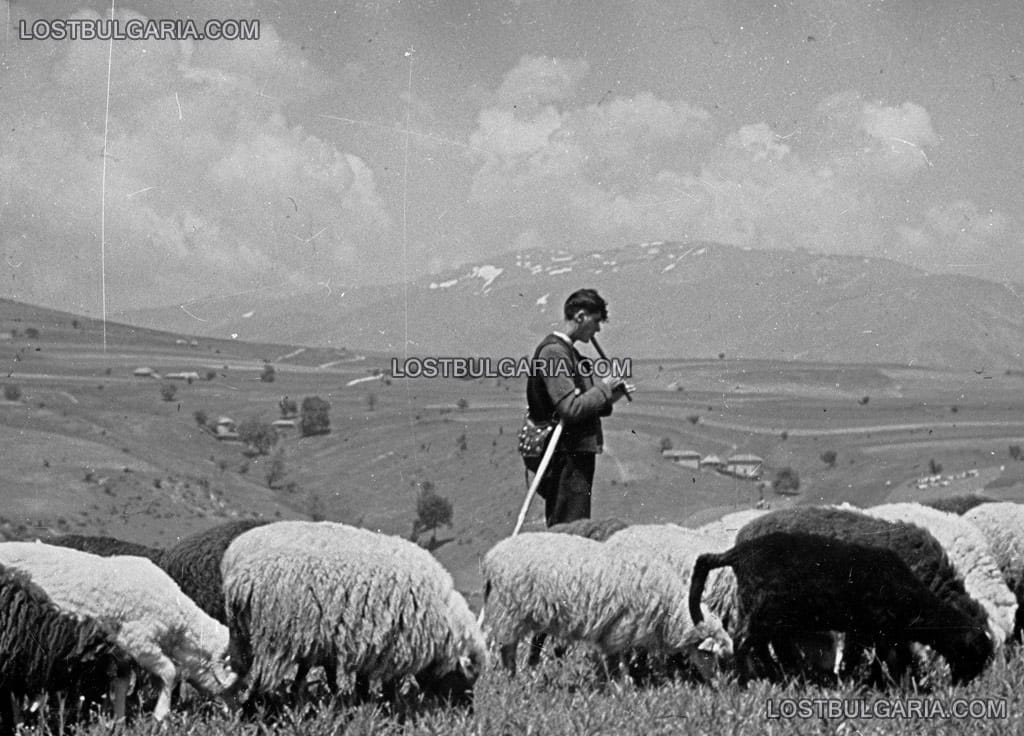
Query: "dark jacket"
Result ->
[[526, 334, 614, 453]]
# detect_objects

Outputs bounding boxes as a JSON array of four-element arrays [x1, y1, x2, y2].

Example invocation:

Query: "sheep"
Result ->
[[0, 562, 126, 736], [733, 505, 997, 684], [963, 502, 1024, 641], [158, 519, 269, 624], [865, 502, 1017, 648], [0, 542, 237, 722], [481, 532, 732, 682], [221, 521, 487, 707], [689, 531, 993, 686], [43, 534, 164, 563], [611, 521, 841, 683], [922, 495, 996, 516], [547, 516, 630, 541]]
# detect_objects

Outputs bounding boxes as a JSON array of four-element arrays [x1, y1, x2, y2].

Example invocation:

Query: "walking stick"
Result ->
[[511, 420, 564, 537], [591, 336, 631, 402], [478, 420, 564, 628]]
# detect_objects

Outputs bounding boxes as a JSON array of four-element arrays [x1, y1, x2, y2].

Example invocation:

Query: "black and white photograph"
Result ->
[[2, 1, 1024, 733]]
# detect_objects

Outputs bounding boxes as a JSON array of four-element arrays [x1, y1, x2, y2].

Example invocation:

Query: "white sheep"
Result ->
[[480, 532, 732, 681], [865, 502, 1017, 648], [963, 501, 1024, 641], [221, 521, 487, 705], [0, 542, 236, 722]]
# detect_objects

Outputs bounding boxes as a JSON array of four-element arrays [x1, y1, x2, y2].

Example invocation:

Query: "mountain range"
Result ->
[[116, 241, 1024, 370]]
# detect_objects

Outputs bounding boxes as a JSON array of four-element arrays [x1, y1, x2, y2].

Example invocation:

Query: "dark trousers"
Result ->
[[536, 451, 595, 527]]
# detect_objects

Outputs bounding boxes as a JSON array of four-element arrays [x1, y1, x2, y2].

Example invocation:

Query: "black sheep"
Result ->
[[731, 505, 993, 684], [159, 519, 270, 623], [922, 495, 996, 516], [689, 531, 992, 686], [0, 563, 125, 736], [44, 534, 164, 563]]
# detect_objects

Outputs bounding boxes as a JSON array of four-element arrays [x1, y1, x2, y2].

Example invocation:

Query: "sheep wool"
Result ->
[[606, 523, 738, 628], [0, 542, 236, 721], [547, 517, 630, 541], [866, 502, 1017, 647], [159, 519, 269, 623], [221, 521, 487, 702], [0, 563, 123, 736], [43, 534, 164, 563], [481, 532, 732, 680], [963, 502, 1024, 639]]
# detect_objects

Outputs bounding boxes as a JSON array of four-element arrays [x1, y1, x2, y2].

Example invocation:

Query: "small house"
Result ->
[[271, 419, 296, 434], [662, 449, 702, 469], [214, 417, 239, 441], [700, 454, 725, 470], [725, 454, 764, 479], [133, 366, 156, 377]]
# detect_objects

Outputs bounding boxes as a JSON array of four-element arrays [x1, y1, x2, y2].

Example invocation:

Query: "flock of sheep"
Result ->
[[2, 493, 1023, 732]]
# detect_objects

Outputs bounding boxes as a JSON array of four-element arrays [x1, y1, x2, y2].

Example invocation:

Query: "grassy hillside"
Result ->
[[4, 300, 1024, 606]]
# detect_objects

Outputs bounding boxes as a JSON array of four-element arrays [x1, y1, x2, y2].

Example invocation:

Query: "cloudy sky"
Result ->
[[2, 0, 1022, 316]]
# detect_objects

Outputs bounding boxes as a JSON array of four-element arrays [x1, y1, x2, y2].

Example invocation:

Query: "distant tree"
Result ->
[[718, 352, 725, 360], [687, 415, 700, 425], [928, 458, 943, 475], [366, 392, 377, 411], [300, 396, 331, 436], [193, 409, 208, 428], [260, 363, 276, 383], [279, 396, 298, 418], [265, 449, 286, 489], [24, 327, 39, 339], [238, 417, 276, 456], [772, 467, 801, 495], [71, 319, 81, 329], [455, 432, 467, 452], [1010, 445, 1023, 462], [159, 382, 177, 402], [820, 450, 837, 468], [858, 396, 870, 406], [205, 369, 218, 381], [780, 430, 789, 441], [411, 484, 453, 545], [659, 436, 673, 452], [3, 384, 21, 402], [456, 397, 469, 411]]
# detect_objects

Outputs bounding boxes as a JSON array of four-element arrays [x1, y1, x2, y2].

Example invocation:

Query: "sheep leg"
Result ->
[[527, 633, 547, 666], [134, 651, 178, 722], [499, 642, 519, 675]]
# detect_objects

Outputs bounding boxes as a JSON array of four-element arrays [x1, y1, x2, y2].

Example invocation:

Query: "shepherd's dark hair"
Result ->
[[563, 289, 608, 322]]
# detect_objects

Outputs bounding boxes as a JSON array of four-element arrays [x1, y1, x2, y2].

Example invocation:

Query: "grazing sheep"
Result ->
[[963, 502, 1024, 641], [689, 531, 993, 685], [922, 495, 995, 516], [547, 517, 630, 541], [0, 542, 237, 722], [733, 505, 997, 683], [865, 502, 1017, 647], [481, 532, 732, 682], [0, 563, 125, 736], [159, 519, 269, 623], [43, 534, 164, 563], [221, 521, 487, 706]]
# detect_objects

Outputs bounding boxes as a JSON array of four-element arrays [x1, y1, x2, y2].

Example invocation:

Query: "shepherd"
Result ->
[[523, 289, 634, 527]]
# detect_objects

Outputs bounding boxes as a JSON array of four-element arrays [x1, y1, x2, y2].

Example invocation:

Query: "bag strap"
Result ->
[[526, 334, 576, 422]]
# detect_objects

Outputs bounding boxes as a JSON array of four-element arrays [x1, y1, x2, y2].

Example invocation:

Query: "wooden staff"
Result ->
[[591, 336, 632, 402], [511, 421, 564, 537]]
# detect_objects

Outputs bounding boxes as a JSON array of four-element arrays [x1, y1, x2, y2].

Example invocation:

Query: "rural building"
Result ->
[[165, 371, 201, 382], [272, 419, 296, 434], [725, 454, 764, 479], [133, 366, 158, 378], [214, 417, 239, 441], [662, 449, 702, 469], [700, 454, 725, 470]]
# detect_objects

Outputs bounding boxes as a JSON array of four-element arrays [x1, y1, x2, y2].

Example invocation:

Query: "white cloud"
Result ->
[[0, 4, 390, 313]]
